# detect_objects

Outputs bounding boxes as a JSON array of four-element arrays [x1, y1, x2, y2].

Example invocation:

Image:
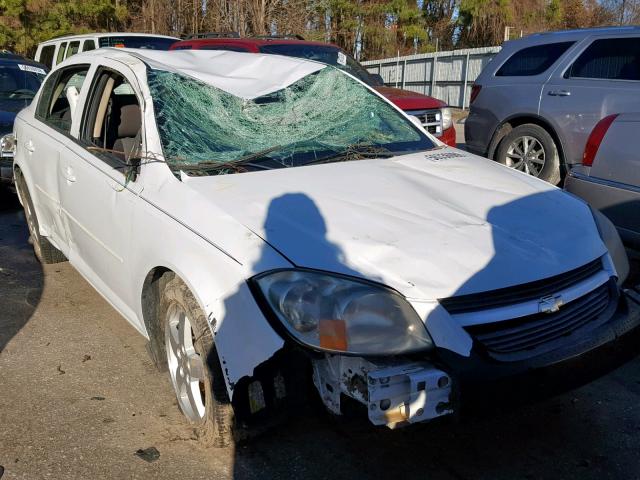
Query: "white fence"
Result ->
[[361, 46, 501, 109]]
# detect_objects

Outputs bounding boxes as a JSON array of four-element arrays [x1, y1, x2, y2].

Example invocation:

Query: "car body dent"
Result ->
[[183, 151, 606, 301]]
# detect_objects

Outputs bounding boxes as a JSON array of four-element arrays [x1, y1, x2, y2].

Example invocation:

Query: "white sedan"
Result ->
[[11, 49, 640, 446]]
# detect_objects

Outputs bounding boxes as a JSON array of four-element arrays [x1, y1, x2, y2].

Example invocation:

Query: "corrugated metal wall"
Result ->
[[361, 46, 501, 109]]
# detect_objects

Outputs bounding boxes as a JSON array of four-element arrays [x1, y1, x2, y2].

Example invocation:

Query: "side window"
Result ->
[[56, 43, 67, 65], [496, 42, 574, 77], [82, 40, 96, 52], [66, 41, 80, 59], [81, 69, 142, 167], [567, 38, 640, 81], [35, 66, 89, 133], [200, 45, 250, 52], [173, 45, 192, 50], [39, 45, 55, 69]]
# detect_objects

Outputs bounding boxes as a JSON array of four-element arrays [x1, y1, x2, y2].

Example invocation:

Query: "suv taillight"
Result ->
[[470, 84, 482, 105], [583, 114, 618, 167]]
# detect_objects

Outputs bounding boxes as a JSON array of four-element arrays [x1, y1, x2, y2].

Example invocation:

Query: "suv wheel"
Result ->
[[496, 124, 561, 185]]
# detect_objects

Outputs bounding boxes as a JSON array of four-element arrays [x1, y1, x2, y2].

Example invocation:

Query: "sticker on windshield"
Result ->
[[337, 52, 347, 66], [18, 64, 46, 75]]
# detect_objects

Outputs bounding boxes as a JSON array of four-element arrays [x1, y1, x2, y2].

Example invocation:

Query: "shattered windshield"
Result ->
[[148, 66, 435, 175]]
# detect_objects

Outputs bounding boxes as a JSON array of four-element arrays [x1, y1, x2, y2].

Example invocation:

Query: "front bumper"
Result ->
[[440, 125, 457, 148], [312, 291, 640, 427], [441, 291, 640, 409]]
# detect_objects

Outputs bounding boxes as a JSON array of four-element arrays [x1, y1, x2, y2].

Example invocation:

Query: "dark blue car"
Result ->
[[0, 53, 48, 185]]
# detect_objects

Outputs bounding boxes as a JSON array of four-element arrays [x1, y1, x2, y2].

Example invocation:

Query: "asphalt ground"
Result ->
[[2, 154, 640, 479]]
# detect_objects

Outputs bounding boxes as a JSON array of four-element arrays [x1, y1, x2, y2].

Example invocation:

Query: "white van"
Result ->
[[34, 33, 180, 69]]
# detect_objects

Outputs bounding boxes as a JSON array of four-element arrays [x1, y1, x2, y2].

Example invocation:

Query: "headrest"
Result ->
[[117, 104, 141, 138]]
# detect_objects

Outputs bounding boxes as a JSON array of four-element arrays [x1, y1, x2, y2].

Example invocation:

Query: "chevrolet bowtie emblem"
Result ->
[[539, 295, 564, 314]]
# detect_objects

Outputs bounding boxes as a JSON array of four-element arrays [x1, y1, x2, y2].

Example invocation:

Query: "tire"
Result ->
[[158, 274, 235, 447], [495, 124, 561, 185], [14, 170, 67, 264]]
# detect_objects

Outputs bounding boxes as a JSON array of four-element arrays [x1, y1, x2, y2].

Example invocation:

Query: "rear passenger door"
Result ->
[[540, 34, 640, 165], [57, 64, 143, 323], [26, 64, 90, 255]]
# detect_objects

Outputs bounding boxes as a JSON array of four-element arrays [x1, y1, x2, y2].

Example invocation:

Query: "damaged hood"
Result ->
[[185, 150, 606, 300]]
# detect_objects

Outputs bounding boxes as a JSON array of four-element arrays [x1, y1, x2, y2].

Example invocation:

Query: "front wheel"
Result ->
[[158, 274, 235, 447], [496, 124, 561, 185]]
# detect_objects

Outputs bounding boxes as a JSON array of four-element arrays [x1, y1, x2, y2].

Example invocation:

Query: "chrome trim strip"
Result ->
[[454, 268, 610, 326]]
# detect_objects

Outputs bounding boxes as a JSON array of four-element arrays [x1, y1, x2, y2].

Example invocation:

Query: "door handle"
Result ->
[[25, 140, 35, 153], [548, 90, 571, 96], [64, 166, 76, 183]]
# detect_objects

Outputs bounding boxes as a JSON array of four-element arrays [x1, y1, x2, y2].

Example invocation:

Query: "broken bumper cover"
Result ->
[[313, 355, 453, 428], [312, 292, 640, 428]]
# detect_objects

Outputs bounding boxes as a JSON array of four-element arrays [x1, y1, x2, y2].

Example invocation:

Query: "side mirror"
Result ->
[[369, 73, 384, 86]]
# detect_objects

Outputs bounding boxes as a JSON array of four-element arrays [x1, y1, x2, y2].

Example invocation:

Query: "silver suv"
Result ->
[[465, 26, 640, 184]]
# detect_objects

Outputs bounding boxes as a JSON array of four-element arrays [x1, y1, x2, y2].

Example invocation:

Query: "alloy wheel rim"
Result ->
[[505, 136, 546, 177], [165, 305, 206, 422]]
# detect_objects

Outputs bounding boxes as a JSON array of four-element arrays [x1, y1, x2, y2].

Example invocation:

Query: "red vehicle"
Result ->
[[170, 36, 457, 147]]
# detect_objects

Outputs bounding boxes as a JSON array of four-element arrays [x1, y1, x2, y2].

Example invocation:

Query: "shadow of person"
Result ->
[[251, 192, 363, 278], [0, 185, 44, 353], [216, 192, 368, 434]]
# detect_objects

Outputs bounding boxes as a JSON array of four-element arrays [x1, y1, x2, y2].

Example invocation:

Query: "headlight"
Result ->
[[252, 269, 433, 355], [590, 207, 629, 285], [441, 107, 452, 130], [0, 133, 15, 158]]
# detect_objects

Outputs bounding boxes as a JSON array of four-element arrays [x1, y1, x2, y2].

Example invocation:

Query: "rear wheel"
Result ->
[[496, 124, 561, 185], [158, 275, 235, 447], [14, 170, 67, 264]]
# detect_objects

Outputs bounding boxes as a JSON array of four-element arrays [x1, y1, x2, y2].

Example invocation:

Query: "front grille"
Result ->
[[440, 259, 603, 315], [465, 281, 613, 357], [407, 109, 442, 136]]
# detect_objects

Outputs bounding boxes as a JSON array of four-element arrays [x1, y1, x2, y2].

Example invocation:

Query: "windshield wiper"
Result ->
[[168, 144, 288, 173], [303, 144, 396, 166]]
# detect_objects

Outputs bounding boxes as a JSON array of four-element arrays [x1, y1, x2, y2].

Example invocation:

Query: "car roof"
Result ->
[[67, 48, 328, 99], [529, 25, 640, 37], [40, 32, 179, 45], [507, 25, 640, 46], [174, 37, 342, 49]]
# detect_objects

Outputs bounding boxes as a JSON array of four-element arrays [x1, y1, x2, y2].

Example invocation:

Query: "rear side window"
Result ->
[[567, 38, 640, 81], [35, 66, 90, 133], [56, 43, 67, 65], [496, 42, 574, 76], [39, 45, 55, 69], [82, 40, 96, 52], [66, 41, 80, 59]]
